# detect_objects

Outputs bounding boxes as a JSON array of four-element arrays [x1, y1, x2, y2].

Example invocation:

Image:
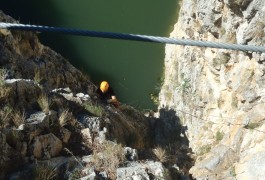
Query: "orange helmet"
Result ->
[[100, 81, 109, 93]]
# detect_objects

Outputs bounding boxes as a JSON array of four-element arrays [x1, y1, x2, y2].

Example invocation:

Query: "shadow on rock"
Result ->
[[149, 108, 195, 179]]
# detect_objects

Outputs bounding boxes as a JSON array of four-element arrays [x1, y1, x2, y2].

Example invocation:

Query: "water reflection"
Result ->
[[2, 0, 179, 109]]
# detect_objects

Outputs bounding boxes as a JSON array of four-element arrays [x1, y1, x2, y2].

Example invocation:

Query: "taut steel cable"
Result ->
[[0, 22, 264, 53]]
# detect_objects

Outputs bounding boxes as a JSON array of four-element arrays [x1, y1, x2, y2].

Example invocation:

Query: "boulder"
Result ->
[[5, 79, 41, 109], [78, 115, 101, 132], [32, 133, 63, 159], [61, 128, 71, 144], [117, 161, 168, 180], [19, 111, 58, 140], [124, 147, 138, 161], [0, 132, 24, 179], [81, 128, 93, 144], [236, 151, 265, 179]]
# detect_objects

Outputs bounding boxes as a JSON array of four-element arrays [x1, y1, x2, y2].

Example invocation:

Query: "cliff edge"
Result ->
[[159, 0, 265, 179]]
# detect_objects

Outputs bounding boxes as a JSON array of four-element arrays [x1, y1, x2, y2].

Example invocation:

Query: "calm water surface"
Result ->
[[2, 0, 179, 109]]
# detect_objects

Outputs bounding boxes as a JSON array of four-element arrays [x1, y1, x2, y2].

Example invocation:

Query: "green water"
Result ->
[[2, 0, 179, 109]]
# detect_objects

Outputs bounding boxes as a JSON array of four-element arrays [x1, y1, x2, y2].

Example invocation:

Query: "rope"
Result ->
[[0, 22, 265, 53]]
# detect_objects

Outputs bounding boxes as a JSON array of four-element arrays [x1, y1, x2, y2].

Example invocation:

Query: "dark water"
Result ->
[[2, 0, 179, 109]]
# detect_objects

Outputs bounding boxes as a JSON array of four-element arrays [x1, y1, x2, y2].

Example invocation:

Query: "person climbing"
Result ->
[[96, 81, 120, 107]]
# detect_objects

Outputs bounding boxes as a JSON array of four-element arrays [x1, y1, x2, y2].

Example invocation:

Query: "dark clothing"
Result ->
[[96, 87, 115, 103]]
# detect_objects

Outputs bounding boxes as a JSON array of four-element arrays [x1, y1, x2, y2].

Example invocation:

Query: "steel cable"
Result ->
[[0, 22, 264, 53]]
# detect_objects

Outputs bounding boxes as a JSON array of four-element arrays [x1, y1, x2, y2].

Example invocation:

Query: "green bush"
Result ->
[[215, 131, 224, 142], [198, 144, 211, 156], [230, 166, 236, 177], [84, 101, 104, 117], [246, 122, 260, 130]]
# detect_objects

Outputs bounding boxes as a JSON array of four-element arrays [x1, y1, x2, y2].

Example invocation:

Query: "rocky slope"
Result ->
[[0, 10, 194, 180], [159, 0, 265, 179]]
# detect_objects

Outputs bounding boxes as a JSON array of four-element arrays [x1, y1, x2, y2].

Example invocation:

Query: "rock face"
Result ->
[[116, 161, 168, 180], [33, 133, 63, 159], [0, 11, 94, 94], [1, 10, 187, 180], [159, 0, 265, 179]]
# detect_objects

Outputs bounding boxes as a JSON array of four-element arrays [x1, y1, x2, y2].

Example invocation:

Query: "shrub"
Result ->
[[84, 101, 104, 117], [198, 144, 211, 156], [91, 141, 125, 179], [212, 55, 230, 68], [245, 122, 260, 130], [150, 93, 159, 105], [230, 166, 236, 177], [177, 74, 191, 95], [215, 131, 224, 142]]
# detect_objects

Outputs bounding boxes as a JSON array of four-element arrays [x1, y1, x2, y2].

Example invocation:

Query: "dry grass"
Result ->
[[153, 146, 168, 163], [34, 163, 57, 180], [37, 93, 50, 113], [12, 110, 26, 127], [0, 86, 11, 99], [0, 68, 7, 86], [59, 109, 71, 127], [0, 106, 13, 128], [91, 141, 125, 179], [34, 70, 42, 84], [64, 148, 84, 168], [0, 69, 11, 101]]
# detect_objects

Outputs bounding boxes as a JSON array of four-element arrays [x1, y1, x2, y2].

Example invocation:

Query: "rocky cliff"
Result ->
[[0, 10, 194, 180], [159, 0, 265, 179]]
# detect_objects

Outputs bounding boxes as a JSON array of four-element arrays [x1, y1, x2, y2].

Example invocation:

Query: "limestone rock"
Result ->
[[0, 132, 24, 179], [61, 128, 71, 143], [32, 133, 63, 159], [78, 115, 101, 132], [0, 10, 93, 94], [23, 111, 50, 130], [159, 0, 265, 178], [79, 172, 96, 180], [20, 111, 57, 140], [116, 161, 167, 180], [235, 151, 265, 179], [124, 147, 138, 161], [81, 128, 92, 144], [5, 79, 41, 109], [52, 88, 91, 105]]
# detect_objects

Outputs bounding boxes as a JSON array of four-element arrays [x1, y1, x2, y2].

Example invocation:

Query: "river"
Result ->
[[2, 0, 179, 109]]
